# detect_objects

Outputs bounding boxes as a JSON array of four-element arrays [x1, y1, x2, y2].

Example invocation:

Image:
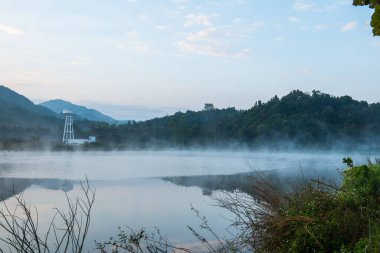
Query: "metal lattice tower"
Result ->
[[62, 109, 74, 143]]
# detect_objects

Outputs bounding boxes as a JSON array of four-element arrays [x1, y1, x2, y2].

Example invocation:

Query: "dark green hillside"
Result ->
[[91, 90, 380, 149], [0, 85, 58, 125], [0, 85, 62, 140], [91, 107, 241, 149]]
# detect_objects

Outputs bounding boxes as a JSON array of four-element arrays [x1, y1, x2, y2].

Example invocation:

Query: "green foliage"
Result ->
[[353, 0, 380, 36], [353, 224, 380, 253], [91, 90, 380, 150], [353, 0, 380, 8], [372, 5, 380, 35], [343, 157, 354, 168], [340, 163, 380, 207], [258, 162, 380, 253]]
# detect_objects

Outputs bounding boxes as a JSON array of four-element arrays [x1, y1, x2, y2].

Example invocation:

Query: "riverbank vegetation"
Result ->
[[204, 158, 380, 252]]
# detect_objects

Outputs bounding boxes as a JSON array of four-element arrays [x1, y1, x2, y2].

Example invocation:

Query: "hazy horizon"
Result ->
[[10, 84, 380, 121], [25, 87, 380, 121]]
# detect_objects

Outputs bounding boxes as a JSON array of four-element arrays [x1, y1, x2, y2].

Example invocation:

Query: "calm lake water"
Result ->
[[0, 150, 372, 251]]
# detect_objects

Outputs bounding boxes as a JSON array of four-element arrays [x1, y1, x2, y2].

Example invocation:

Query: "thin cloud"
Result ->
[[299, 67, 312, 75], [116, 44, 127, 49], [289, 16, 300, 23], [69, 57, 89, 67], [274, 36, 285, 42], [315, 24, 328, 31], [184, 13, 217, 27], [157, 25, 169, 31], [139, 14, 148, 21], [0, 24, 23, 35], [177, 41, 228, 57], [293, 0, 347, 12], [126, 30, 139, 39], [234, 48, 251, 58], [178, 12, 257, 58], [117, 30, 154, 52], [186, 28, 216, 41], [233, 18, 242, 24], [206, 0, 246, 7], [341, 21, 357, 32], [293, 0, 315, 11], [177, 41, 249, 58], [177, 26, 253, 58]]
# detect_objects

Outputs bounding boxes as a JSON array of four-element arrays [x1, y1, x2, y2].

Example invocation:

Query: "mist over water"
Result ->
[[0, 150, 369, 180], [0, 150, 374, 251]]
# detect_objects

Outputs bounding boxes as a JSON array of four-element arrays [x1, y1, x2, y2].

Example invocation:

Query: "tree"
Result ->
[[204, 103, 215, 111], [353, 0, 380, 35]]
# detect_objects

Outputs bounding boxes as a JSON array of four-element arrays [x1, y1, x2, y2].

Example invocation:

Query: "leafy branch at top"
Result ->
[[353, 0, 380, 36]]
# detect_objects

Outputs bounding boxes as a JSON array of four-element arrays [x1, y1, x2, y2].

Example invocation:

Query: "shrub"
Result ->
[[251, 161, 380, 253]]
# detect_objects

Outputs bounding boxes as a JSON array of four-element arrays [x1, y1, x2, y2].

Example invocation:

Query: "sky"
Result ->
[[0, 0, 379, 120]]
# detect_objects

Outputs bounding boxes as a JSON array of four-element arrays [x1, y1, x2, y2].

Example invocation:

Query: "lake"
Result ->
[[0, 150, 371, 251]]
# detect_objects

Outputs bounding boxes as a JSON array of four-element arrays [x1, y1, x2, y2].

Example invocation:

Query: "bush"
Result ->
[[252, 161, 380, 253]]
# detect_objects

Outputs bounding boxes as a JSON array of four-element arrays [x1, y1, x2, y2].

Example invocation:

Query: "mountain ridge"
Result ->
[[40, 99, 116, 124], [0, 85, 58, 120]]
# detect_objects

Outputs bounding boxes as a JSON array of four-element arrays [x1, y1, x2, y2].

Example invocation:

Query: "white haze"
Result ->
[[0, 150, 371, 181]]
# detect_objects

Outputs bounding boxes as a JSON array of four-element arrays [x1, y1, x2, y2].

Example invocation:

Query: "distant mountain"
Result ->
[[40, 99, 116, 124]]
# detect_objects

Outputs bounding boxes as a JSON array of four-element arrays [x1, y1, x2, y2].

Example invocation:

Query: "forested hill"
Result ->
[[237, 90, 380, 147], [0, 85, 62, 140], [0, 85, 58, 123], [91, 90, 380, 149]]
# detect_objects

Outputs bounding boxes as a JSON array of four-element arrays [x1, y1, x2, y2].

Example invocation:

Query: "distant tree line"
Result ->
[[88, 90, 380, 150]]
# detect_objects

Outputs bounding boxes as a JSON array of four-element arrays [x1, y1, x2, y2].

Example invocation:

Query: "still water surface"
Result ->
[[0, 150, 371, 251]]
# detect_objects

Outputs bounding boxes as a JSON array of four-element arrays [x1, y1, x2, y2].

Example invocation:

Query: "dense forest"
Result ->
[[89, 90, 380, 150]]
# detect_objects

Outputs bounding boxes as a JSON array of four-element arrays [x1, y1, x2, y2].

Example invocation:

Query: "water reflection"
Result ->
[[0, 177, 75, 201], [163, 166, 343, 197], [0, 177, 235, 252]]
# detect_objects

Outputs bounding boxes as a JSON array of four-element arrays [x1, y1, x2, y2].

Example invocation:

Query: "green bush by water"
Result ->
[[259, 160, 380, 253]]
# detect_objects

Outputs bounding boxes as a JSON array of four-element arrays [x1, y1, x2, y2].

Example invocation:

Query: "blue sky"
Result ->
[[0, 0, 379, 120]]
